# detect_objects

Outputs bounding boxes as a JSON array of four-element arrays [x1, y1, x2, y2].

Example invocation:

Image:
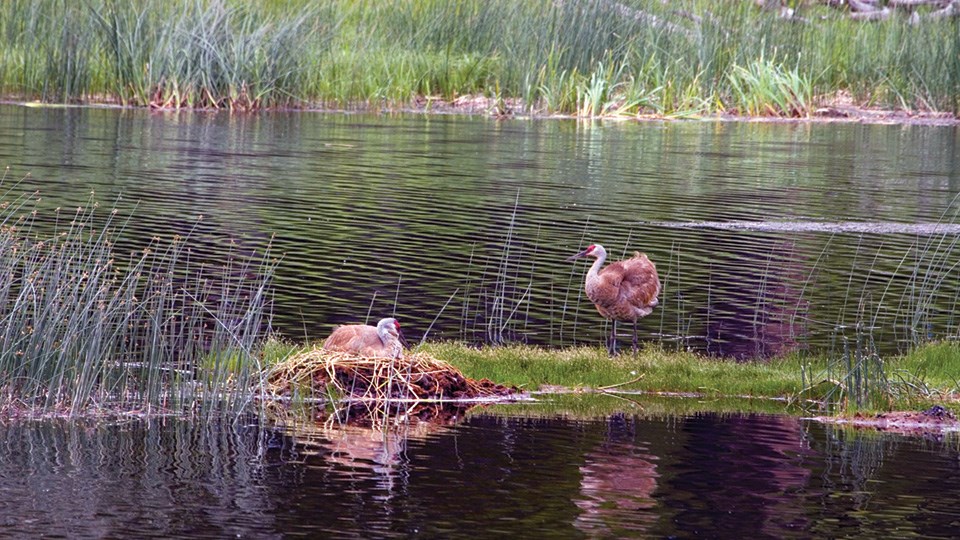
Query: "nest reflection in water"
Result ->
[[265, 349, 520, 473], [268, 393, 491, 477]]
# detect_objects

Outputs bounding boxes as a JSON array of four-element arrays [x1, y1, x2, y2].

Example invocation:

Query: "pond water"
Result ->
[[2, 399, 959, 538], [1, 105, 959, 357], [3, 106, 960, 537]]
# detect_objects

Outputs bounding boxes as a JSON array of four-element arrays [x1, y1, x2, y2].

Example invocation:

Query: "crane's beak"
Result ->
[[566, 248, 590, 262], [398, 328, 410, 349]]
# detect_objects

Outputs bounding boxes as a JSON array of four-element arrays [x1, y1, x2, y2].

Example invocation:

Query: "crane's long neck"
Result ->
[[377, 325, 391, 345], [377, 325, 402, 358], [586, 250, 606, 281]]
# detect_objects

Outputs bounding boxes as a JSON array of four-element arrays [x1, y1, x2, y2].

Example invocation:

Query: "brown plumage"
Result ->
[[567, 244, 660, 354], [322, 317, 408, 359]]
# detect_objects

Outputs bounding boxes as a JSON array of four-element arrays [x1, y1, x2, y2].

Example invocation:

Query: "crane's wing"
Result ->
[[323, 325, 370, 352], [323, 324, 395, 357], [594, 252, 660, 318], [619, 252, 660, 308]]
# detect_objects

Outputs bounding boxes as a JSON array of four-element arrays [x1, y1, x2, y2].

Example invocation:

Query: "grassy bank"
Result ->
[[260, 338, 960, 414], [421, 342, 803, 397], [413, 341, 960, 413], [475, 392, 800, 419], [1, 1, 958, 116]]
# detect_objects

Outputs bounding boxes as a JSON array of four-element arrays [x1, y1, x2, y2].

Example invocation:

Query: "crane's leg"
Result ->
[[632, 320, 639, 353], [608, 321, 618, 356]]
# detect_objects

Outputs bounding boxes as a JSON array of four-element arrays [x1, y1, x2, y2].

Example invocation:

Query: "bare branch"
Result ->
[[928, 0, 960, 18], [757, 0, 960, 21], [850, 7, 892, 20], [888, 0, 951, 8], [848, 0, 882, 12], [557, 0, 695, 39]]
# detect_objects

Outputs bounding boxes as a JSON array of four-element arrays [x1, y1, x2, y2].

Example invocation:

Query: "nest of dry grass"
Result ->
[[267, 348, 515, 402]]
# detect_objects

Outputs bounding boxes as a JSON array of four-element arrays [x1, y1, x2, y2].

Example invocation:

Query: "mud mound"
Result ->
[[268, 349, 516, 401], [813, 405, 960, 437]]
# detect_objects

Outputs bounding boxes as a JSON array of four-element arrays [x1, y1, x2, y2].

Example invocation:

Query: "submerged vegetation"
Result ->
[[0, 0, 958, 116]]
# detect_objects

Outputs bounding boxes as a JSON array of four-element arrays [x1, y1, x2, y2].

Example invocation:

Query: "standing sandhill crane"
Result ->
[[567, 244, 661, 355], [323, 317, 409, 359]]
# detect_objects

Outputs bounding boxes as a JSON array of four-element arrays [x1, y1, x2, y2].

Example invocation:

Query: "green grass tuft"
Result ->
[[409, 341, 960, 414], [418, 342, 806, 398], [726, 57, 813, 117]]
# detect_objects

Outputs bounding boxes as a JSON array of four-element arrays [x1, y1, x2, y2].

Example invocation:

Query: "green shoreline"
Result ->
[[3, 1, 959, 118], [431, 341, 960, 414], [265, 340, 960, 416], [5, 96, 958, 127]]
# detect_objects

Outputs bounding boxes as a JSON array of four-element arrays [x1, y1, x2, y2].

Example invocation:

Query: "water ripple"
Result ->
[[649, 220, 960, 235], [2, 106, 960, 356]]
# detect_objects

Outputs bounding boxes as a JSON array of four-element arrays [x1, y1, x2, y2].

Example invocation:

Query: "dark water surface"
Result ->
[[2, 106, 959, 538], [2, 402, 959, 538], [1, 105, 959, 357]]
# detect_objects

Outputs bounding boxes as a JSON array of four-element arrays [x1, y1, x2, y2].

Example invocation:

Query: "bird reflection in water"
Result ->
[[574, 413, 659, 537]]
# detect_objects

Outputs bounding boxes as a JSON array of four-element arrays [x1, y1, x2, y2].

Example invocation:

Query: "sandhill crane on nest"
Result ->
[[322, 317, 409, 359], [567, 244, 660, 355]]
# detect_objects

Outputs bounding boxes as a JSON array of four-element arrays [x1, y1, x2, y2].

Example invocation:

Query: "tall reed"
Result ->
[[1, 1, 958, 114], [795, 212, 960, 413], [726, 57, 813, 117], [0, 186, 276, 417]]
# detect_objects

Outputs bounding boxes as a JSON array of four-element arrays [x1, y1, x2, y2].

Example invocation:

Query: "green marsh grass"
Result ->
[[473, 392, 800, 421], [411, 341, 960, 413], [0, 186, 276, 417], [798, 335, 960, 414], [259, 337, 960, 415], [726, 58, 813, 117], [797, 208, 960, 413], [800, 327, 891, 412], [2, 1, 959, 114], [418, 342, 808, 398]]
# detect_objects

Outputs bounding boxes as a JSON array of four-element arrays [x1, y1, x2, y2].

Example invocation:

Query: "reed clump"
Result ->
[[1, 1, 958, 115], [266, 348, 516, 403], [799, 336, 960, 414], [799, 328, 891, 412], [0, 187, 275, 417]]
